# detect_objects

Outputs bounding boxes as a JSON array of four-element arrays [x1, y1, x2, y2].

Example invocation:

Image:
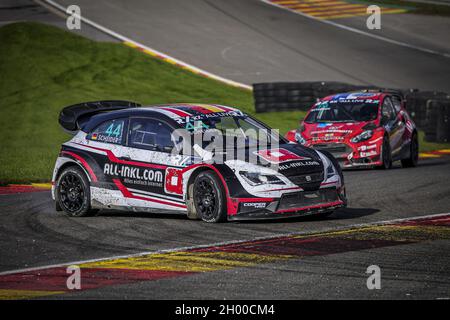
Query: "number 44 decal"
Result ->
[[105, 123, 122, 137]]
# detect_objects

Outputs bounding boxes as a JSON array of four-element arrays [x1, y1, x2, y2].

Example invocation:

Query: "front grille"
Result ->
[[312, 143, 351, 158], [288, 172, 323, 191], [278, 188, 339, 211]]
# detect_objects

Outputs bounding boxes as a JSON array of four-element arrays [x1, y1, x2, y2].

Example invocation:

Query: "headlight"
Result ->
[[351, 130, 373, 143], [240, 171, 284, 186], [317, 151, 338, 180], [295, 131, 307, 145], [326, 161, 336, 179]]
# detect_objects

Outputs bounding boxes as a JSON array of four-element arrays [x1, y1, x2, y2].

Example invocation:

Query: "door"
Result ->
[[123, 117, 186, 209], [381, 97, 405, 158]]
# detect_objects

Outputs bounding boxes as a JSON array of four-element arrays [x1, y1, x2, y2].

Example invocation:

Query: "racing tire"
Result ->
[[56, 166, 97, 217], [317, 211, 334, 219], [186, 183, 200, 220], [378, 136, 392, 170], [401, 133, 419, 168], [55, 200, 62, 212], [192, 171, 227, 223]]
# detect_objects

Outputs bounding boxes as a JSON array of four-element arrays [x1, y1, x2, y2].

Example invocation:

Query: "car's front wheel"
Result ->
[[379, 136, 392, 169], [56, 166, 97, 217], [192, 171, 227, 223], [401, 133, 419, 168]]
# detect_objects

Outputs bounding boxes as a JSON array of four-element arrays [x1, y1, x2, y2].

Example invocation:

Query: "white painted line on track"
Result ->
[[261, 0, 450, 59], [39, 0, 252, 90], [1, 211, 448, 276]]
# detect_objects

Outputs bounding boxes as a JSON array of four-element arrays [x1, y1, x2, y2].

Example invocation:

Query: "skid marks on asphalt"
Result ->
[[0, 214, 449, 299]]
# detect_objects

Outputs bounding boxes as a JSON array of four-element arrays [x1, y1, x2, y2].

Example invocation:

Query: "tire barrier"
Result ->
[[425, 100, 450, 143], [253, 82, 450, 143], [403, 91, 448, 129], [253, 82, 382, 113]]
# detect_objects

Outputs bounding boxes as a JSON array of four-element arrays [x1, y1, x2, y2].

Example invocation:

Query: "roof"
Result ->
[[143, 103, 242, 120], [81, 103, 243, 132], [322, 92, 385, 102]]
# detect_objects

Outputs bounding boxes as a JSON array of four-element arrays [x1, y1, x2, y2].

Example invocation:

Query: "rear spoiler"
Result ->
[[59, 100, 141, 133], [357, 88, 406, 100]]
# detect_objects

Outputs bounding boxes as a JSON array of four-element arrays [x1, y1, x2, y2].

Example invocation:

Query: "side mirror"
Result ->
[[162, 145, 174, 153], [380, 115, 389, 126]]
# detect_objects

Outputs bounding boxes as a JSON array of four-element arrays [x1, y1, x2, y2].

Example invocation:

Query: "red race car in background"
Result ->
[[285, 91, 419, 169]]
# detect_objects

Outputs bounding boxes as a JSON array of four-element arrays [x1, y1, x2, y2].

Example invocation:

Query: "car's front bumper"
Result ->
[[228, 187, 346, 221], [309, 142, 383, 169]]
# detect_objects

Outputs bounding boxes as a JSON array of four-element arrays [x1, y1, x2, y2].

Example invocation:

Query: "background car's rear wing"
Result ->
[[358, 88, 406, 100], [58, 100, 141, 134]]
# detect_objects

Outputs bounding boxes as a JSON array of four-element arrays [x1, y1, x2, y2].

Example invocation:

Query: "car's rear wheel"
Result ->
[[379, 136, 392, 169], [56, 166, 97, 217], [192, 171, 227, 223], [401, 133, 419, 168]]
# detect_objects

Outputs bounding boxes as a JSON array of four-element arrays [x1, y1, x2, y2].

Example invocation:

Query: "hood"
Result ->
[[303, 121, 375, 144], [212, 143, 324, 177]]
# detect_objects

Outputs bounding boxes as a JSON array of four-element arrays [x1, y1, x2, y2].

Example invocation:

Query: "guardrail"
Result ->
[[252, 82, 450, 143]]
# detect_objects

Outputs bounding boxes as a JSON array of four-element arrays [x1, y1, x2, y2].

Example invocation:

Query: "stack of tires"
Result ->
[[253, 81, 380, 113], [404, 91, 448, 129], [253, 82, 317, 112], [424, 99, 450, 143]]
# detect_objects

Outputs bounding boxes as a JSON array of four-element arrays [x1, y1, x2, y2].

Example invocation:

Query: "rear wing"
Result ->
[[58, 100, 141, 134], [358, 88, 406, 100]]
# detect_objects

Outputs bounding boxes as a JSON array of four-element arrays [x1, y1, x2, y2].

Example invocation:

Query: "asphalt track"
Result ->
[[0, 0, 449, 299], [1, 157, 450, 299]]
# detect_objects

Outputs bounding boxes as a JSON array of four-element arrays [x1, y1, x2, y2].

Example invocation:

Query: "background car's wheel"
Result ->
[[378, 136, 392, 169], [56, 166, 97, 217], [401, 133, 419, 168], [192, 171, 227, 223]]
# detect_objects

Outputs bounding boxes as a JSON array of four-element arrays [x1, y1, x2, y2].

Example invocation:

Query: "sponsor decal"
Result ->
[[311, 129, 352, 135], [94, 134, 121, 144], [165, 168, 183, 195], [278, 160, 320, 171], [255, 148, 310, 164], [174, 111, 243, 125], [358, 144, 377, 151], [242, 202, 267, 209], [104, 163, 164, 187], [360, 150, 378, 157]]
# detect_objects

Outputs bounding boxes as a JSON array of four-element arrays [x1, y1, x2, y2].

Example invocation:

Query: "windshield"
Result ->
[[305, 99, 380, 123], [183, 115, 284, 149]]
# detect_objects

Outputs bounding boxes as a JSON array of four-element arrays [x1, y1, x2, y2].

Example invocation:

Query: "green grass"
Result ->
[[418, 131, 450, 153], [0, 22, 448, 184], [0, 22, 304, 184], [350, 0, 450, 16]]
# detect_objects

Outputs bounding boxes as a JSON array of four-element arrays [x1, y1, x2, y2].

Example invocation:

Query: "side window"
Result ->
[[391, 96, 402, 113], [382, 98, 396, 121], [129, 118, 175, 152], [87, 118, 126, 145]]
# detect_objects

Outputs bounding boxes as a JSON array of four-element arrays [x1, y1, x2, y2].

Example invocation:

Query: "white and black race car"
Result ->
[[52, 101, 347, 222]]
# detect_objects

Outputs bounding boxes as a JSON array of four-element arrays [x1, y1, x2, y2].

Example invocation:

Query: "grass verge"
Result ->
[[0, 22, 448, 184]]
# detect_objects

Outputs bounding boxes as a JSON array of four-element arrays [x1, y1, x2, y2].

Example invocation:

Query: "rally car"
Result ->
[[52, 101, 346, 222], [285, 91, 419, 169]]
